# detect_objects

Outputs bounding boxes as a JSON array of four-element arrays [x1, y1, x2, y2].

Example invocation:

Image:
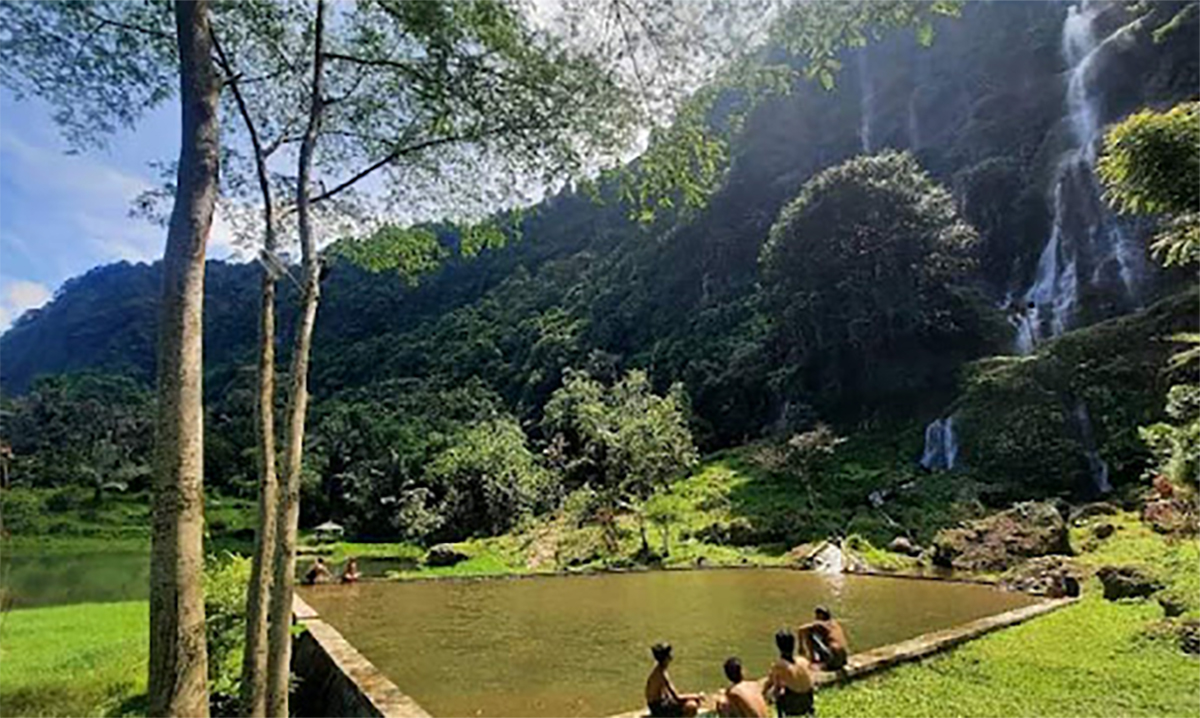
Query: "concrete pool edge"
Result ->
[[607, 595, 1078, 718], [292, 593, 433, 718]]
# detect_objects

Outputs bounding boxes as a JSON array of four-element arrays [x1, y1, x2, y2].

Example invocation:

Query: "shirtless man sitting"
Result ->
[[763, 630, 814, 716], [301, 557, 333, 585], [798, 606, 848, 671], [644, 643, 702, 717], [715, 657, 769, 718]]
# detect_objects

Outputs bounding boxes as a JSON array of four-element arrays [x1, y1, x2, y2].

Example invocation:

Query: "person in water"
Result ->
[[302, 557, 333, 585], [340, 557, 361, 584], [798, 606, 848, 670], [644, 643, 703, 717], [763, 630, 814, 716], [716, 657, 769, 718]]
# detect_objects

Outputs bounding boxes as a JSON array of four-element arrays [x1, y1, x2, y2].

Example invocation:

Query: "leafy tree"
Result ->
[[543, 368, 697, 553], [426, 418, 549, 538], [760, 150, 987, 417], [1097, 101, 1200, 491], [643, 491, 687, 557], [1097, 101, 1200, 267]]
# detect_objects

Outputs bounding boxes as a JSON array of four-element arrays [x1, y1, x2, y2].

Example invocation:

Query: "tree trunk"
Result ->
[[224, 37, 283, 716], [148, 2, 219, 715], [240, 261, 278, 717], [266, 2, 325, 715]]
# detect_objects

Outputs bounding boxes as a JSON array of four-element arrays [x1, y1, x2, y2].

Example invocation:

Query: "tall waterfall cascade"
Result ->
[[920, 416, 959, 472], [1073, 400, 1113, 494], [1011, 2, 1146, 354]]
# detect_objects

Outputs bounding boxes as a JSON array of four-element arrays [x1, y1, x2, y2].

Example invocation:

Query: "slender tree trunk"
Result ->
[[149, 2, 219, 715], [240, 251, 278, 718], [218, 33, 283, 716], [266, 3, 325, 714]]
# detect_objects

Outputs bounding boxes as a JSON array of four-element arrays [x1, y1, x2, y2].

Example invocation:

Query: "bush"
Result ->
[[204, 552, 251, 713]]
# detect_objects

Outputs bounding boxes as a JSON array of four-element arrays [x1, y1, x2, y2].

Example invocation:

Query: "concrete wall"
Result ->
[[291, 595, 431, 718]]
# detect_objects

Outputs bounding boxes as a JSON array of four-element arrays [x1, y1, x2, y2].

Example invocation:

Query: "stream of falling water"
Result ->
[[1011, 2, 1144, 354]]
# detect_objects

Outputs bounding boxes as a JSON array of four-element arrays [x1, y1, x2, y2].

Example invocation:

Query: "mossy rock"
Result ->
[[953, 291, 1196, 499]]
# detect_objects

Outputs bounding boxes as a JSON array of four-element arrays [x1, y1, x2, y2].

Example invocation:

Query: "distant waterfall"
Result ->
[[857, 49, 874, 153], [1073, 400, 1113, 494], [920, 416, 959, 471], [1011, 2, 1145, 354], [811, 541, 845, 574]]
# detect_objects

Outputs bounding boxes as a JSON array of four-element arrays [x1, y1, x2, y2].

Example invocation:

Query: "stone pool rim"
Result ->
[[295, 564, 1064, 717]]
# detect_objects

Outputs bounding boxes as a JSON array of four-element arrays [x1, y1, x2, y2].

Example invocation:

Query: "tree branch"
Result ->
[[79, 8, 172, 41]]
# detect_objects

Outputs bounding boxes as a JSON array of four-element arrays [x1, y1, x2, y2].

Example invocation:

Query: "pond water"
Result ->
[[300, 568, 1037, 718], [1, 551, 150, 609], [1, 551, 407, 609]]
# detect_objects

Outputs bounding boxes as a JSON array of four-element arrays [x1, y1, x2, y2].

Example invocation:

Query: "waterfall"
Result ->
[[920, 416, 958, 472], [1012, 2, 1145, 354], [811, 541, 845, 574], [857, 49, 873, 153], [1073, 400, 1113, 494]]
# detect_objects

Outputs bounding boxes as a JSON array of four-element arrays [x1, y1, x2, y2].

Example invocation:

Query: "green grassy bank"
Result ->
[[820, 593, 1198, 718], [0, 601, 147, 718]]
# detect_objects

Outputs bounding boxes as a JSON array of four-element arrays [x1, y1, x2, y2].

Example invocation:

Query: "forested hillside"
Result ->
[[2, 1, 1196, 538]]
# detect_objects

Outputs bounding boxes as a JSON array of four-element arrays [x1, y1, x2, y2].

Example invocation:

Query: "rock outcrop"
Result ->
[[1001, 556, 1086, 597], [932, 501, 1070, 572], [425, 544, 469, 567], [1096, 565, 1163, 601]]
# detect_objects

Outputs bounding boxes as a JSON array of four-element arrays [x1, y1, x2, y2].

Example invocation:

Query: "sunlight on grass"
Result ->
[[0, 601, 148, 717]]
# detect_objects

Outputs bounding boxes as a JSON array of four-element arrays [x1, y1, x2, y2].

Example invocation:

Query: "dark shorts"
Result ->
[[647, 699, 685, 717], [810, 634, 846, 670], [777, 688, 814, 716]]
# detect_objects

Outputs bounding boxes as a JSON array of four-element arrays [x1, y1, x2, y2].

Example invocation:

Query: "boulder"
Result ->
[[1178, 620, 1200, 655], [1069, 501, 1119, 524], [888, 536, 922, 557], [1096, 565, 1162, 601], [1142, 498, 1198, 535], [932, 501, 1071, 572], [783, 543, 819, 567], [1159, 594, 1187, 618], [425, 543, 469, 567], [1001, 556, 1087, 597]]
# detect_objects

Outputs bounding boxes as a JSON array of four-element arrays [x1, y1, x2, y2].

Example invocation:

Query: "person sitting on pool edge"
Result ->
[[798, 606, 848, 671], [302, 557, 333, 585], [763, 629, 814, 716], [716, 657, 769, 718], [645, 643, 703, 717], [340, 556, 361, 584]]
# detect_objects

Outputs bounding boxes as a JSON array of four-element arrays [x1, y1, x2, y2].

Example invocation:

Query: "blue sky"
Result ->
[[0, 89, 234, 330]]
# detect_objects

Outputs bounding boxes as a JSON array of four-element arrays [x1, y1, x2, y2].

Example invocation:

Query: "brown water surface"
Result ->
[[300, 568, 1036, 718]]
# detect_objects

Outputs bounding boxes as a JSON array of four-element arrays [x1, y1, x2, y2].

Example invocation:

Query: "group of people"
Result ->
[[300, 556, 361, 585], [645, 606, 848, 718]]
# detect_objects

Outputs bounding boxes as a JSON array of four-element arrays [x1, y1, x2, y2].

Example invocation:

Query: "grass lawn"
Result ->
[[819, 593, 1199, 717], [0, 601, 148, 718]]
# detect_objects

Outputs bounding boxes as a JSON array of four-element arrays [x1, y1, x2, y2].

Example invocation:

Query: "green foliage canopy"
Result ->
[[759, 151, 986, 416], [543, 369, 698, 502], [1097, 101, 1200, 267]]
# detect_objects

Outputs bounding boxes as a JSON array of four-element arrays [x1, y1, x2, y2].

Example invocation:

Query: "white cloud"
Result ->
[[0, 279, 52, 331]]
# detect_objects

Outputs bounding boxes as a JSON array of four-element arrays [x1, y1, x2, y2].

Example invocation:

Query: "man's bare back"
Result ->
[[723, 681, 769, 718]]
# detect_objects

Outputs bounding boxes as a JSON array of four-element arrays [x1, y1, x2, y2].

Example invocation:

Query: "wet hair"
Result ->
[[651, 643, 673, 664], [775, 629, 796, 660], [814, 605, 831, 621], [723, 657, 743, 683]]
